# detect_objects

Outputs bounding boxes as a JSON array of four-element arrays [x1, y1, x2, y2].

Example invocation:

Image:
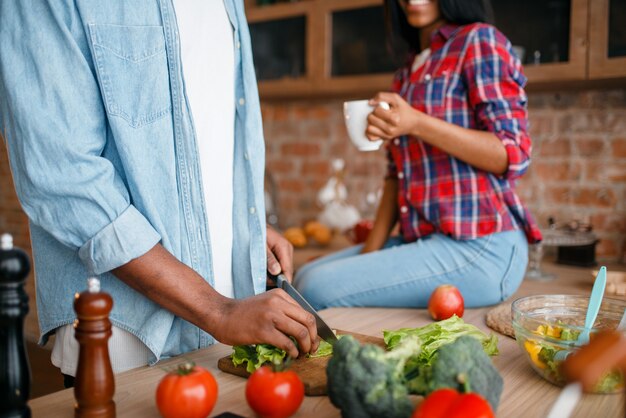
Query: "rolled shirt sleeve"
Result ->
[[463, 25, 532, 181], [0, 2, 160, 274]]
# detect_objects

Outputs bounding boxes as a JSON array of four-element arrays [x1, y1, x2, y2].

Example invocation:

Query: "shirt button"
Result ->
[[239, 98, 245, 106], [236, 41, 241, 49], [394, 138, 400, 145], [249, 207, 256, 214], [244, 152, 249, 160], [398, 172, 404, 179], [400, 206, 408, 214], [424, 74, 432, 81]]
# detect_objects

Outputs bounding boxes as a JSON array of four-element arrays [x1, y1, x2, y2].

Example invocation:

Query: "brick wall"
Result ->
[[262, 89, 626, 262], [0, 139, 38, 339], [1, 89, 625, 339]]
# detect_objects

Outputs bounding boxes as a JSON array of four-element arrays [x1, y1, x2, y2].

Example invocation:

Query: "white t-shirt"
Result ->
[[52, 1, 236, 375], [176, 0, 236, 298]]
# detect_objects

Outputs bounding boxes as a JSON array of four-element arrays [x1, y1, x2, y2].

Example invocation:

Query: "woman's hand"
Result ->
[[367, 91, 508, 174], [366, 92, 421, 141]]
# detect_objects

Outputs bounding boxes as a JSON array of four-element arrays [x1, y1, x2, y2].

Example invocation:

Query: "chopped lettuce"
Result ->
[[231, 336, 340, 372], [309, 338, 335, 358], [232, 344, 286, 373], [383, 315, 499, 394], [593, 370, 624, 393], [384, 315, 499, 364]]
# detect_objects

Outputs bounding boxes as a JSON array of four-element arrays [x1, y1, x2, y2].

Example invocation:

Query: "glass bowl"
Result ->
[[512, 294, 626, 393]]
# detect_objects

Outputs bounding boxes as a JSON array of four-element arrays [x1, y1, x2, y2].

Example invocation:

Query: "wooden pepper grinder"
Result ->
[[0, 233, 32, 418], [73, 277, 115, 418]]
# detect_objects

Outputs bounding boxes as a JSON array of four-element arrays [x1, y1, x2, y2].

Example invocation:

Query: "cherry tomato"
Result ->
[[246, 366, 304, 418], [412, 388, 494, 418], [156, 362, 218, 418], [428, 284, 464, 320]]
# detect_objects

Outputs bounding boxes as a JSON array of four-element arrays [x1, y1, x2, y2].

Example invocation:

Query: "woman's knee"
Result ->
[[293, 265, 335, 310]]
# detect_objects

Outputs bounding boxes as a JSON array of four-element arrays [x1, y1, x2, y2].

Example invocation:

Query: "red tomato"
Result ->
[[412, 388, 459, 418], [412, 389, 494, 418], [428, 284, 464, 320], [446, 393, 495, 418], [246, 366, 304, 418], [156, 362, 218, 418]]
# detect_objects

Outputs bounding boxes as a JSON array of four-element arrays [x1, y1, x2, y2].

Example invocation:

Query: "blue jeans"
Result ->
[[293, 230, 528, 310]]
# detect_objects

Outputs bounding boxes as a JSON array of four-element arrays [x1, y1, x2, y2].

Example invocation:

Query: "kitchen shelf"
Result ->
[[589, 0, 626, 79], [245, 0, 626, 99], [494, 0, 588, 83]]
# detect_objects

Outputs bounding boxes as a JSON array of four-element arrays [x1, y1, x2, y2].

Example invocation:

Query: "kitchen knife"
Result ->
[[273, 273, 338, 344]]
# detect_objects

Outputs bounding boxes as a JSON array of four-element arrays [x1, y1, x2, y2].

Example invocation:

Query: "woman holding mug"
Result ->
[[294, 0, 541, 309]]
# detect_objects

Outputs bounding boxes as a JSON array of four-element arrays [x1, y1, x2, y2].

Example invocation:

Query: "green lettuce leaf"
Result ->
[[383, 315, 499, 394], [232, 344, 286, 373], [309, 338, 336, 358], [384, 315, 498, 363], [231, 336, 341, 372], [593, 370, 623, 393]]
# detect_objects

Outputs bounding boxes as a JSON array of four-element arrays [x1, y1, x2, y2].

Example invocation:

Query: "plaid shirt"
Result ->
[[387, 23, 542, 243]]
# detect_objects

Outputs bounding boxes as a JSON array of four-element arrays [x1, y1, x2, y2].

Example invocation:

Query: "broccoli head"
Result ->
[[326, 335, 419, 418], [412, 336, 503, 411]]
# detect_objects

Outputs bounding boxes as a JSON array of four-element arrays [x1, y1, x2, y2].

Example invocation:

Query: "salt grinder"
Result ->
[[0, 233, 32, 418], [73, 277, 115, 418]]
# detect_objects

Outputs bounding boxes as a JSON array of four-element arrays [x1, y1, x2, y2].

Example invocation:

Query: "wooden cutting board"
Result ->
[[217, 330, 385, 396]]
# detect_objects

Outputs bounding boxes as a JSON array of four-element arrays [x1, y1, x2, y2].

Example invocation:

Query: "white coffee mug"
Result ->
[[343, 100, 390, 152]]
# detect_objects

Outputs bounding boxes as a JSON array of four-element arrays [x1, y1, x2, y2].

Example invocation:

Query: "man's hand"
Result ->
[[266, 225, 294, 281], [113, 244, 318, 359], [212, 289, 319, 358], [366, 92, 422, 141]]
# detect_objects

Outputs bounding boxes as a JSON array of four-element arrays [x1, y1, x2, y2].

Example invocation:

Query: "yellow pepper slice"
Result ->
[[545, 325, 562, 338], [534, 324, 562, 338], [524, 340, 546, 369]]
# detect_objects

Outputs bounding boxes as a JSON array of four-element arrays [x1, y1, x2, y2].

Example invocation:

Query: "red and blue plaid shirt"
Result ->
[[387, 23, 542, 243]]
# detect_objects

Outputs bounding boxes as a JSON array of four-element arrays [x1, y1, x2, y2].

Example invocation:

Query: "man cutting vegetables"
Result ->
[[0, 0, 318, 386]]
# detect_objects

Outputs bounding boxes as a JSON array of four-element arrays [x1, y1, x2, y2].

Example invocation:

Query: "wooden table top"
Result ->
[[30, 262, 624, 417]]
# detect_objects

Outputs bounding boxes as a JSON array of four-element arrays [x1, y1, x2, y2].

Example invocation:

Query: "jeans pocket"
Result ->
[[89, 24, 171, 128]]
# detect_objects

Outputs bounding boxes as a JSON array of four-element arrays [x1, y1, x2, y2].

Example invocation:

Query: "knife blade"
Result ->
[[274, 274, 338, 344]]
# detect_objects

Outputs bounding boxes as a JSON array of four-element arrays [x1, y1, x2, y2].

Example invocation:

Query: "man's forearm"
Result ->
[[111, 243, 319, 357], [112, 243, 227, 334]]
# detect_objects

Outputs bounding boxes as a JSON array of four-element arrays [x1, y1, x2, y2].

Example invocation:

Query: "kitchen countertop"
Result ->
[[29, 260, 624, 417]]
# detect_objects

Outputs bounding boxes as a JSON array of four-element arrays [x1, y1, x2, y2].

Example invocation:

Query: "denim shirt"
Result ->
[[0, 0, 267, 363]]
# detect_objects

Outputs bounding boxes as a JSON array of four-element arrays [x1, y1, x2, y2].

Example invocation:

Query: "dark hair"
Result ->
[[385, 0, 495, 54]]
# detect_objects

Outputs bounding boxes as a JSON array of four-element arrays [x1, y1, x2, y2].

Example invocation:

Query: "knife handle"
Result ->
[[266, 272, 279, 290], [275, 274, 287, 289], [267, 272, 287, 288]]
